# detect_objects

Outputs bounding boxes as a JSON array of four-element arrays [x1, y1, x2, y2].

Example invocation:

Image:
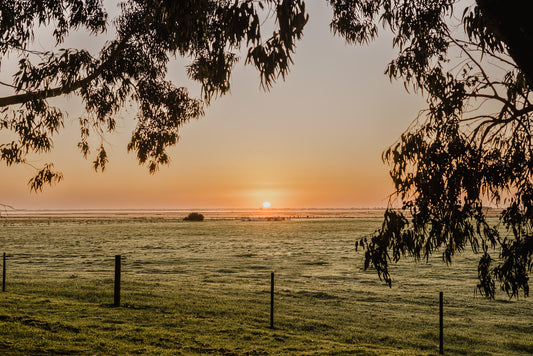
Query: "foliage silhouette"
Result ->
[[329, 0, 533, 298], [0, 0, 308, 189]]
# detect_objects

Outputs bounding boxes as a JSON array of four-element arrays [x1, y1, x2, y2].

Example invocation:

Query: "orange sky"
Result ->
[[0, 2, 426, 210]]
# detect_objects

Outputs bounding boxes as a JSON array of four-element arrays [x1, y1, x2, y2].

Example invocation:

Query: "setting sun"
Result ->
[[262, 201, 271, 208]]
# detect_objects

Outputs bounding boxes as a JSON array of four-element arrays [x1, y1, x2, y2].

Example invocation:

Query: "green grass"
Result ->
[[0, 218, 532, 355]]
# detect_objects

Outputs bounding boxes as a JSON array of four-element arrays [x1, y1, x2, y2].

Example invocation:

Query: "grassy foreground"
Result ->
[[1, 278, 422, 355], [0, 218, 532, 355]]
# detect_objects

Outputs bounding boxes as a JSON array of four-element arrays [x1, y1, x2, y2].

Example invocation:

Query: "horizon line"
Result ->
[[2, 207, 391, 212]]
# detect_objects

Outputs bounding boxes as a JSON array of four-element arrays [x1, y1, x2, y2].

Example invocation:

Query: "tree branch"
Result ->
[[0, 80, 19, 90], [447, 30, 499, 97], [0, 38, 129, 108]]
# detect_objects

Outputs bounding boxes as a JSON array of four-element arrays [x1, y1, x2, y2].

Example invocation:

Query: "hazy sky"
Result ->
[[0, 1, 426, 210]]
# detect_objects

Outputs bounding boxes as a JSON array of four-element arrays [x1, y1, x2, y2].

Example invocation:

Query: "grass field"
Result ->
[[0, 217, 532, 355]]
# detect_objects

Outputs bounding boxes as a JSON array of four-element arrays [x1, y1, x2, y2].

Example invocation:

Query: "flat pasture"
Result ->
[[0, 218, 531, 355]]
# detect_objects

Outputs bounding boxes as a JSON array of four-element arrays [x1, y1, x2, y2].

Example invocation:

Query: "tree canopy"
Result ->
[[0, 0, 308, 190], [328, 0, 533, 298]]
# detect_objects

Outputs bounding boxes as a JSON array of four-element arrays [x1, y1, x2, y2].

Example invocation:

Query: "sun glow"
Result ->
[[262, 201, 271, 208]]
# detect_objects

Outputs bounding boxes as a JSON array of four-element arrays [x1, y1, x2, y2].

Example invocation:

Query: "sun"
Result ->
[[262, 201, 271, 208]]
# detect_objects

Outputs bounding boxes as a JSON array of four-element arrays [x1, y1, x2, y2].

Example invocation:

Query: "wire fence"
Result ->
[[2, 251, 447, 354]]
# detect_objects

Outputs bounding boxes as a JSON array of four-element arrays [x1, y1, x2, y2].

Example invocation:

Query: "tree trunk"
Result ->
[[476, 0, 533, 88]]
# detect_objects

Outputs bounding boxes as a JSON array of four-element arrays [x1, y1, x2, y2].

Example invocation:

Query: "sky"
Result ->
[[0, 1, 426, 210]]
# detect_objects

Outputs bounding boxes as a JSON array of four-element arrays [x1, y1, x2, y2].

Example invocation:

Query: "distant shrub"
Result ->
[[183, 212, 204, 221]]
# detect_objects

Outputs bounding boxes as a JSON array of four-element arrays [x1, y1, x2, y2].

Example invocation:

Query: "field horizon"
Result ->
[[0, 206, 505, 220]]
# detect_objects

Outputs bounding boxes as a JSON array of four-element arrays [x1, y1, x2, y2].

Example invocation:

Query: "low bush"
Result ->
[[183, 212, 204, 221]]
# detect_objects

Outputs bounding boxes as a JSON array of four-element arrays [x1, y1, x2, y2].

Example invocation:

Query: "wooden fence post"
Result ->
[[270, 272, 274, 329], [439, 291, 444, 354], [2, 252, 5, 292], [114, 255, 121, 307]]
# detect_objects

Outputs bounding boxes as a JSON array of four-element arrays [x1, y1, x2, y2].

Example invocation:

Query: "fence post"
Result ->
[[270, 272, 274, 329], [114, 255, 121, 307], [439, 291, 444, 354], [2, 252, 5, 292]]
